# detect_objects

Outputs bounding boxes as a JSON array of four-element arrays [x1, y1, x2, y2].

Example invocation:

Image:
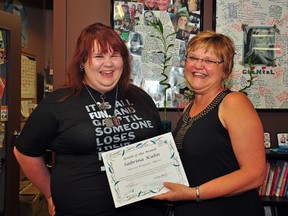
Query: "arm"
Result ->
[[14, 147, 55, 215], [154, 92, 266, 202], [198, 92, 266, 199]]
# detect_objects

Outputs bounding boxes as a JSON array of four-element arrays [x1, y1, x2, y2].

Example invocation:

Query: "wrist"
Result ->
[[195, 186, 201, 202]]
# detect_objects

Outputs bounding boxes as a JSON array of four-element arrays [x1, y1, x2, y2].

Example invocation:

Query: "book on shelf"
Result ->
[[259, 162, 271, 196], [269, 163, 280, 196], [275, 161, 288, 197], [264, 206, 278, 216], [283, 173, 288, 198], [264, 206, 272, 216], [260, 159, 288, 198], [265, 163, 277, 196], [279, 165, 288, 197]]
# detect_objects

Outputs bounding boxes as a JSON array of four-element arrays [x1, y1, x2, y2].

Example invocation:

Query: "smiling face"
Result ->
[[83, 40, 124, 92], [185, 47, 224, 94], [178, 16, 188, 29], [145, 0, 157, 8], [157, 0, 170, 11]]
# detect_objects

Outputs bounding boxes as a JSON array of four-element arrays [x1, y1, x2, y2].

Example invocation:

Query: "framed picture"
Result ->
[[111, 0, 203, 109], [243, 26, 276, 66], [277, 133, 288, 148], [213, 0, 288, 109], [264, 132, 271, 149]]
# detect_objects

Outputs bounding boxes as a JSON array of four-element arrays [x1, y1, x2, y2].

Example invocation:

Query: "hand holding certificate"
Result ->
[[102, 132, 189, 208]]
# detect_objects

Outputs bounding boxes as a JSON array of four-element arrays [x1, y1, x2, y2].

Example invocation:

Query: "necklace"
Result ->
[[84, 84, 120, 128], [174, 90, 229, 149], [99, 92, 110, 111]]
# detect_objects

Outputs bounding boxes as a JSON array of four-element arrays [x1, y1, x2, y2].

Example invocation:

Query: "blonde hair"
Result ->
[[173, 11, 189, 32], [186, 30, 235, 79]]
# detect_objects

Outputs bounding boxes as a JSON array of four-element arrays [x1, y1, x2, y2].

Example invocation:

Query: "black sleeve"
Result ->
[[15, 99, 58, 157]]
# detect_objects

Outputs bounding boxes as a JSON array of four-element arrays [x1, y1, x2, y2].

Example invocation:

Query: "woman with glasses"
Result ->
[[153, 30, 266, 216]]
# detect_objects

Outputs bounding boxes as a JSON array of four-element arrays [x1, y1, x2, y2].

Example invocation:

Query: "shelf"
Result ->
[[263, 150, 288, 207], [266, 149, 288, 160], [261, 196, 288, 206]]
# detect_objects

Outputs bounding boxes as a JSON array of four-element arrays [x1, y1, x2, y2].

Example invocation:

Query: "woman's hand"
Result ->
[[47, 196, 55, 216], [152, 182, 194, 202]]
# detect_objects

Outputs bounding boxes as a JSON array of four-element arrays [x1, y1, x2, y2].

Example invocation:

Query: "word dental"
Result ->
[[242, 67, 274, 75]]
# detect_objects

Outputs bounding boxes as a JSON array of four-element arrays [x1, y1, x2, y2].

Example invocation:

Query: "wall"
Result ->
[[258, 110, 288, 148], [53, 0, 111, 89]]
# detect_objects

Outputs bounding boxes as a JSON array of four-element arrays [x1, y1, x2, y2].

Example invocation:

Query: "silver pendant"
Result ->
[[99, 101, 109, 111], [104, 118, 114, 128]]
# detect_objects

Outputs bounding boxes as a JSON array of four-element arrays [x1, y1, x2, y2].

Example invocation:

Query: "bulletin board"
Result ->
[[21, 53, 36, 99], [111, 0, 203, 109], [214, 0, 288, 109]]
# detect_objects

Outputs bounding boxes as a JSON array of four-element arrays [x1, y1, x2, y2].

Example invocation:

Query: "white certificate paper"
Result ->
[[102, 132, 189, 208]]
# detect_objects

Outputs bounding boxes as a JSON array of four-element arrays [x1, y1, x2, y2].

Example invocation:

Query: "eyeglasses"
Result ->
[[186, 56, 224, 66]]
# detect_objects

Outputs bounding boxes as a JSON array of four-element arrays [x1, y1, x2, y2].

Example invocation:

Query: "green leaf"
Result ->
[[166, 56, 172, 62], [158, 20, 164, 34], [108, 167, 113, 173], [146, 17, 175, 121], [155, 36, 162, 41], [167, 44, 174, 49]]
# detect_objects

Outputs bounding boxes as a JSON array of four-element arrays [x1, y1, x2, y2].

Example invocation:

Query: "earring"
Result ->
[[80, 63, 84, 71]]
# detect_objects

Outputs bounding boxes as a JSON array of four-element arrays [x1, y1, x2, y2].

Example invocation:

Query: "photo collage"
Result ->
[[113, 0, 202, 108]]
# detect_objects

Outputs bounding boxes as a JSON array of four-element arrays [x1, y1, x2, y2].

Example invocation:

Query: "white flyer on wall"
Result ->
[[215, 0, 288, 109]]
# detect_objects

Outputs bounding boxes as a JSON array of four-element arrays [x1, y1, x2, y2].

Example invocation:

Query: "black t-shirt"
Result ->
[[16, 85, 164, 216]]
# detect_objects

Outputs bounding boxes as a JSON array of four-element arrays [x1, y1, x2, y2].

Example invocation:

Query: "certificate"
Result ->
[[102, 132, 189, 208]]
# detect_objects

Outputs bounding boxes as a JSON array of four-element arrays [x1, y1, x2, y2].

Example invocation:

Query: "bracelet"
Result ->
[[195, 186, 201, 202]]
